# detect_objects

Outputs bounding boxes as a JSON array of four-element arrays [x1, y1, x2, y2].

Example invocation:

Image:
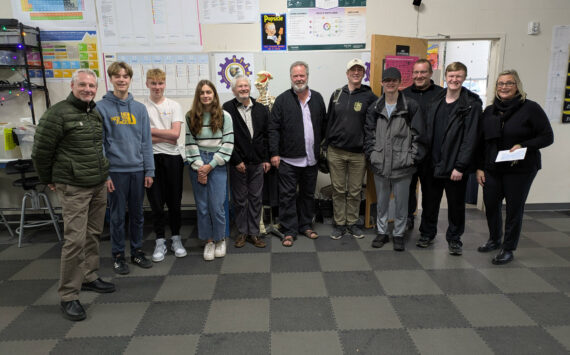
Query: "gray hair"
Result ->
[[290, 61, 309, 76], [495, 69, 526, 101], [230, 75, 251, 90], [71, 69, 98, 85]]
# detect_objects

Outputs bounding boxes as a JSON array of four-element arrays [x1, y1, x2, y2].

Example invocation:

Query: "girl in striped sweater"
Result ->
[[185, 80, 234, 261]]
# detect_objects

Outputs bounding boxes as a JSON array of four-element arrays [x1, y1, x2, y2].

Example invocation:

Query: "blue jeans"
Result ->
[[108, 171, 145, 257], [189, 151, 227, 242]]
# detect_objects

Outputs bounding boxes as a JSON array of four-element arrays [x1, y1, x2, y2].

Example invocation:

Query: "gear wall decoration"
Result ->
[[218, 55, 252, 89]]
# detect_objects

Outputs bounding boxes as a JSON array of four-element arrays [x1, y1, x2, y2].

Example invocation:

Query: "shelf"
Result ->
[[0, 65, 44, 70], [0, 44, 40, 50], [0, 85, 47, 91]]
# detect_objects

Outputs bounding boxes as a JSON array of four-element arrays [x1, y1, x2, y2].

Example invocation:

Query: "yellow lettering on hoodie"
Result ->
[[110, 113, 137, 125]]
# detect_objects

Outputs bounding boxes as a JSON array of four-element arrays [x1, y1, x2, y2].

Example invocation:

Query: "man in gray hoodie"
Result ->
[[97, 61, 155, 275]]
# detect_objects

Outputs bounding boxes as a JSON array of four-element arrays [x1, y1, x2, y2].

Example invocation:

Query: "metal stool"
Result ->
[[0, 210, 14, 238], [5, 159, 62, 247]]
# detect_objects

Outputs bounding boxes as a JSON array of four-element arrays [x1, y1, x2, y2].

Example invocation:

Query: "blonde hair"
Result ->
[[445, 61, 467, 76], [146, 68, 166, 81], [495, 69, 526, 101]]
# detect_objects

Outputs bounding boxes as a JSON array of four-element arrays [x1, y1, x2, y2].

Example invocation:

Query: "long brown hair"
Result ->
[[188, 80, 224, 136]]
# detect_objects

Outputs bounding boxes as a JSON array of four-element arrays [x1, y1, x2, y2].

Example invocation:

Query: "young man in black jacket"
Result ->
[[418, 62, 481, 255], [325, 58, 377, 240], [402, 59, 444, 231], [224, 75, 271, 248], [268, 61, 326, 247]]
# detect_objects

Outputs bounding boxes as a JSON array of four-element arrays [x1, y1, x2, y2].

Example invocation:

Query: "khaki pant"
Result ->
[[56, 183, 107, 302], [327, 146, 366, 226]]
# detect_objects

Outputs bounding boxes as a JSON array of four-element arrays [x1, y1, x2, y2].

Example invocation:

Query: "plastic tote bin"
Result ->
[[13, 127, 35, 159]]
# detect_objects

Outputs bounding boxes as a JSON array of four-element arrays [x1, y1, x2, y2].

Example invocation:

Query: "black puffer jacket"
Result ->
[[424, 87, 482, 178], [32, 93, 109, 187], [223, 97, 269, 165], [268, 88, 326, 159]]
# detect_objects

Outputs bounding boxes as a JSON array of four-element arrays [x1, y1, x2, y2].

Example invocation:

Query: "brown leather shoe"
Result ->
[[248, 235, 266, 248], [235, 234, 247, 248]]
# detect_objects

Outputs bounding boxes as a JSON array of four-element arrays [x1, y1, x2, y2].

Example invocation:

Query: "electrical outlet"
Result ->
[[528, 21, 540, 35]]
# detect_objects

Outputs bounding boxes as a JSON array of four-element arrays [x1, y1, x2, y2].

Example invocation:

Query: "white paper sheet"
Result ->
[[495, 148, 527, 162]]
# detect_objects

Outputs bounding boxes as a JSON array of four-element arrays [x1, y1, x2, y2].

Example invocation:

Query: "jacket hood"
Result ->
[[342, 84, 373, 94], [102, 91, 134, 105]]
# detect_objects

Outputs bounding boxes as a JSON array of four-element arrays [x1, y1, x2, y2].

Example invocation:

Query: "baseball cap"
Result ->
[[346, 58, 365, 71], [382, 67, 401, 81]]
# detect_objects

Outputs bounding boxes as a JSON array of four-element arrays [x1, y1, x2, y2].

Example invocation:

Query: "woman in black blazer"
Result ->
[[476, 70, 554, 265]]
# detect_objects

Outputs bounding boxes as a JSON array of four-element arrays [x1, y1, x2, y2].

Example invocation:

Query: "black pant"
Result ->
[[146, 154, 184, 239], [483, 170, 537, 251], [230, 163, 264, 236], [419, 172, 468, 242], [407, 171, 419, 219], [278, 162, 318, 237]]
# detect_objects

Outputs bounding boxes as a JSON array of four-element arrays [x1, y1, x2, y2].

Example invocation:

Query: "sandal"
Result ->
[[303, 229, 319, 239], [282, 235, 294, 247]]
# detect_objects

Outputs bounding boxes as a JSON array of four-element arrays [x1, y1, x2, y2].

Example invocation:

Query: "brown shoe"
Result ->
[[235, 234, 247, 248], [248, 235, 266, 248]]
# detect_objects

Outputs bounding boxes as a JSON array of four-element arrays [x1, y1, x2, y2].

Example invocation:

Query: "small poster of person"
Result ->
[[261, 13, 286, 51]]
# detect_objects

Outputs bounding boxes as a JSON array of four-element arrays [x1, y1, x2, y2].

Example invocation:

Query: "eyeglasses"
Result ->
[[497, 81, 516, 88]]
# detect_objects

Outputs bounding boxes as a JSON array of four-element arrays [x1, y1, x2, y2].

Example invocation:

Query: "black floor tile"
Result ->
[[94, 276, 164, 303], [169, 254, 223, 275], [271, 252, 321, 273], [340, 329, 418, 355], [0, 305, 74, 340], [0, 260, 32, 280], [212, 273, 270, 299], [51, 336, 131, 354], [134, 300, 210, 336], [389, 295, 470, 329], [426, 269, 501, 294], [0, 279, 55, 306], [314, 235, 361, 252], [197, 332, 270, 355], [508, 292, 570, 326], [270, 297, 336, 331], [477, 326, 568, 355], [364, 250, 422, 270], [323, 271, 384, 297], [531, 267, 570, 292]]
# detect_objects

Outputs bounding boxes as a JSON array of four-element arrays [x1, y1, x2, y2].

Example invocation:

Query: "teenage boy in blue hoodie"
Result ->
[[97, 61, 155, 275]]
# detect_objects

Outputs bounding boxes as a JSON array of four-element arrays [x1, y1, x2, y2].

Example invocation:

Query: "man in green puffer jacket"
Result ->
[[32, 68, 115, 322]]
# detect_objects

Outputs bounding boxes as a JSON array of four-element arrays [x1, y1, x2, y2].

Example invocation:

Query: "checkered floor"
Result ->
[[0, 209, 569, 354]]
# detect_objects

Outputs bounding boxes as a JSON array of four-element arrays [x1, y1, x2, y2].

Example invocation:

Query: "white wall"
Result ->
[[1, 0, 569, 208]]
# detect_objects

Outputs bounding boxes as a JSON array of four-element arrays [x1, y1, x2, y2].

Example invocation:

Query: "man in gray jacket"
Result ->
[[364, 67, 425, 251]]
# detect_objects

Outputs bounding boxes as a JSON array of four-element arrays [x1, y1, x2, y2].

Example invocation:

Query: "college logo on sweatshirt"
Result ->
[[110, 112, 137, 125]]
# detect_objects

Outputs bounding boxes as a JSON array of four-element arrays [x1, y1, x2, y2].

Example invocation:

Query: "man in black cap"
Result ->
[[364, 67, 425, 251], [402, 59, 444, 231]]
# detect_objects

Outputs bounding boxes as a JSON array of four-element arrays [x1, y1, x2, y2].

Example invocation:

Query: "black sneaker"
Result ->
[[131, 252, 153, 269], [416, 235, 434, 248], [448, 241, 463, 256], [330, 225, 345, 240], [347, 224, 364, 239], [371, 234, 389, 248], [113, 255, 130, 275], [393, 236, 405, 251]]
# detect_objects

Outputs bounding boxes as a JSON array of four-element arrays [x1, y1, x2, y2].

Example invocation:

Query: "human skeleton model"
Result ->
[[254, 71, 281, 236], [255, 71, 275, 111]]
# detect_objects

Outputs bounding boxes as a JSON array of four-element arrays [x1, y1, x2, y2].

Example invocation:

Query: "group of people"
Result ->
[[31, 57, 553, 322]]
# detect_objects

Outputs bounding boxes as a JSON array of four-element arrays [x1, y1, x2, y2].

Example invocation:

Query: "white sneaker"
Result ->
[[203, 242, 215, 261], [214, 239, 226, 258], [170, 235, 187, 258], [152, 238, 167, 262]]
